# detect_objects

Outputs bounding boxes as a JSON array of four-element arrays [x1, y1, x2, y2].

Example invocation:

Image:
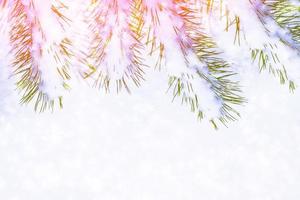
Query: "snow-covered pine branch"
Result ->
[[0, 0, 299, 128], [81, 0, 145, 92], [5, 0, 73, 111]]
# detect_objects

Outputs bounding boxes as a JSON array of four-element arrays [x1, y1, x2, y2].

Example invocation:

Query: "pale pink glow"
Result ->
[[0, 0, 299, 126]]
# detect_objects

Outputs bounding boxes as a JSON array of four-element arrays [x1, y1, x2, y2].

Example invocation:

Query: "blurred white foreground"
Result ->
[[0, 61, 300, 199]]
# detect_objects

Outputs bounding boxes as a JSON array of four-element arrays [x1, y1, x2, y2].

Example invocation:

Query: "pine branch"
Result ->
[[83, 0, 145, 93], [250, 0, 298, 90], [180, 2, 245, 128], [261, 0, 300, 50], [141, 1, 244, 128], [209, 0, 297, 91], [0, 0, 298, 128], [8, 0, 72, 111]]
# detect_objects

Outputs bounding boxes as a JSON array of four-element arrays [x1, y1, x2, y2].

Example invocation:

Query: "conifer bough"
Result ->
[[0, 0, 299, 128]]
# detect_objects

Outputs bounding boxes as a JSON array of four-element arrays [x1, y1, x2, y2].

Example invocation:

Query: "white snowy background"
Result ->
[[1, 2, 300, 199]]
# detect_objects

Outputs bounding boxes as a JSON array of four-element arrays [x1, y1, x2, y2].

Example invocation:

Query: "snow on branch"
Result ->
[[0, 0, 299, 128]]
